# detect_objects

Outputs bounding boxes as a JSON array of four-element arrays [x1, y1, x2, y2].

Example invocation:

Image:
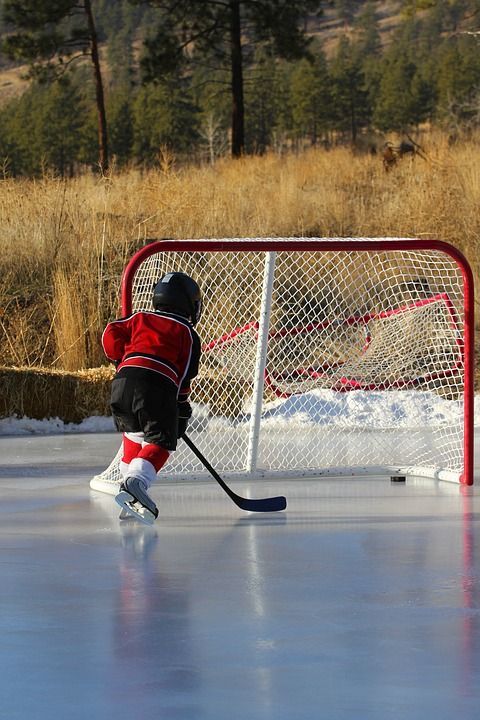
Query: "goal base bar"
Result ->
[[89, 464, 466, 496], [90, 477, 122, 496]]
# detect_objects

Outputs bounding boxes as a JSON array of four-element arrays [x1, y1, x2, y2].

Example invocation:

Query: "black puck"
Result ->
[[390, 475, 406, 483]]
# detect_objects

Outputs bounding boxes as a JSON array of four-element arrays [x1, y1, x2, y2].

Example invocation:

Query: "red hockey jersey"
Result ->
[[102, 310, 201, 399]]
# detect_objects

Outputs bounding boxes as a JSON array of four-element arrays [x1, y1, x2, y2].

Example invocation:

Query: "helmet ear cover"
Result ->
[[152, 272, 202, 325]]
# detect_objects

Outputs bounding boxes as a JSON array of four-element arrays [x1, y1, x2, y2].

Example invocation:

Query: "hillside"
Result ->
[[0, 62, 28, 104], [307, 0, 404, 54]]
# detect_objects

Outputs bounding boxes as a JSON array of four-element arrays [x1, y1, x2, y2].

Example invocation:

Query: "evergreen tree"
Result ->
[[330, 36, 369, 142], [2, 0, 109, 171], [290, 50, 332, 146], [132, 78, 200, 164], [0, 98, 24, 175], [37, 78, 86, 175], [191, 59, 230, 162], [245, 48, 282, 153], [434, 35, 480, 125], [354, 1, 382, 59], [270, 61, 295, 151], [373, 55, 418, 131], [44, 80, 86, 174], [0, 76, 88, 175], [0, 112, 18, 177], [107, 28, 135, 90], [134, 0, 324, 157], [353, 1, 382, 125], [104, 0, 144, 89], [108, 89, 134, 166]]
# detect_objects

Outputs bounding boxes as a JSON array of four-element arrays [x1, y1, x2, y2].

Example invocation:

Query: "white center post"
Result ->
[[246, 251, 277, 472]]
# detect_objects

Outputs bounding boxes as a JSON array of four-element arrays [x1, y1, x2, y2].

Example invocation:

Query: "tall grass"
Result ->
[[0, 132, 479, 371]]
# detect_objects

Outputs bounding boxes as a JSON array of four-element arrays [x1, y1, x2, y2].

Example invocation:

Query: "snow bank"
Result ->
[[258, 389, 476, 429], [0, 415, 115, 436], [1, 390, 479, 435]]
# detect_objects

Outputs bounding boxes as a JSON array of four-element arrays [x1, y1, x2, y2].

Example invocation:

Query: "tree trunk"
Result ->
[[84, 0, 109, 172], [350, 95, 357, 144], [349, 77, 357, 144], [229, 0, 245, 157]]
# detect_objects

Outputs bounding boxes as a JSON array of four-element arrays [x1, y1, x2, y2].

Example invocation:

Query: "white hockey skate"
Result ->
[[115, 476, 159, 526]]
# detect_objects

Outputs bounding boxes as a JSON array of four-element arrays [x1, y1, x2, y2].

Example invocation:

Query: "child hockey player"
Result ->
[[101, 271, 202, 524]]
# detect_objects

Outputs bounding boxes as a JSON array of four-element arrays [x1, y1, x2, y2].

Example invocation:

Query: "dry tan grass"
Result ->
[[0, 132, 479, 378]]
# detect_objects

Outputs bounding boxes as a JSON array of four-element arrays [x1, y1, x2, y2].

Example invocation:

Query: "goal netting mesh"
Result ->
[[90, 238, 474, 493]]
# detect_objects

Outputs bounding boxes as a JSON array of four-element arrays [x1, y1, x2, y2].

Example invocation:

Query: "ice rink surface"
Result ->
[[1, 432, 480, 720]]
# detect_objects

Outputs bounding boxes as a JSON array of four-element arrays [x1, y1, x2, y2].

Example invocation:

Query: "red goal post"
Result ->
[[91, 237, 474, 493]]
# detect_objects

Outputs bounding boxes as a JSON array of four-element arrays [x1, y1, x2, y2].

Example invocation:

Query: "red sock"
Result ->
[[121, 432, 143, 464], [137, 443, 170, 473]]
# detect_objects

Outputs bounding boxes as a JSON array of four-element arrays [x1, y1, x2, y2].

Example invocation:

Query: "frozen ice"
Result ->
[[1, 410, 480, 719]]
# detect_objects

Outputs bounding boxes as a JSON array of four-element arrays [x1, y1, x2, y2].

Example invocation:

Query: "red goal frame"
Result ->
[[120, 238, 475, 485]]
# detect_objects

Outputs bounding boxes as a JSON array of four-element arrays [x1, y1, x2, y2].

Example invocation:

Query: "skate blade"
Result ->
[[115, 490, 156, 526]]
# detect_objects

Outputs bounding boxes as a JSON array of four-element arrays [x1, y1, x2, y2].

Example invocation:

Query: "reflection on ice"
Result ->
[[1, 432, 480, 719]]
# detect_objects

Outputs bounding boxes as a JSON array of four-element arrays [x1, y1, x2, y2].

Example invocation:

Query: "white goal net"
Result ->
[[91, 238, 474, 493]]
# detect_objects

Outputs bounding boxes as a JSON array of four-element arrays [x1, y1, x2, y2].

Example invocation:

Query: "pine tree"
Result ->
[[0, 99, 23, 176], [132, 78, 200, 164], [245, 48, 283, 153], [108, 90, 134, 166], [36, 78, 86, 176], [290, 50, 332, 147], [373, 44, 421, 131], [354, 1, 382, 59], [330, 37, 369, 143], [352, 1, 382, 126], [434, 35, 480, 125], [270, 61, 295, 151], [134, 0, 324, 157], [191, 59, 230, 162], [0, 76, 87, 175], [2, 0, 109, 171]]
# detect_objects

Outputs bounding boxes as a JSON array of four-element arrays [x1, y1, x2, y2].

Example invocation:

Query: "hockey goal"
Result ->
[[90, 238, 474, 493]]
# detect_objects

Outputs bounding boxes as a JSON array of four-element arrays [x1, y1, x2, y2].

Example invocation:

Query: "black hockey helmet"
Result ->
[[153, 272, 202, 325]]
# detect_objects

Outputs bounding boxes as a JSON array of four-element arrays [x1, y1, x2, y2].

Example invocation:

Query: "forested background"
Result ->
[[1, 0, 480, 177]]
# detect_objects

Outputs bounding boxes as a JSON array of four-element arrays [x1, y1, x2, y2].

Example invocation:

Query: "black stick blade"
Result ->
[[233, 493, 287, 513]]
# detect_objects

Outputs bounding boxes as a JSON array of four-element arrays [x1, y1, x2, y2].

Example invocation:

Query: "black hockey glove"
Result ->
[[177, 400, 192, 439]]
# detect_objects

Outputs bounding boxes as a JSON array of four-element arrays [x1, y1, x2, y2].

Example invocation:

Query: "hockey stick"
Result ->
[[182, 434, 287, 512]]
